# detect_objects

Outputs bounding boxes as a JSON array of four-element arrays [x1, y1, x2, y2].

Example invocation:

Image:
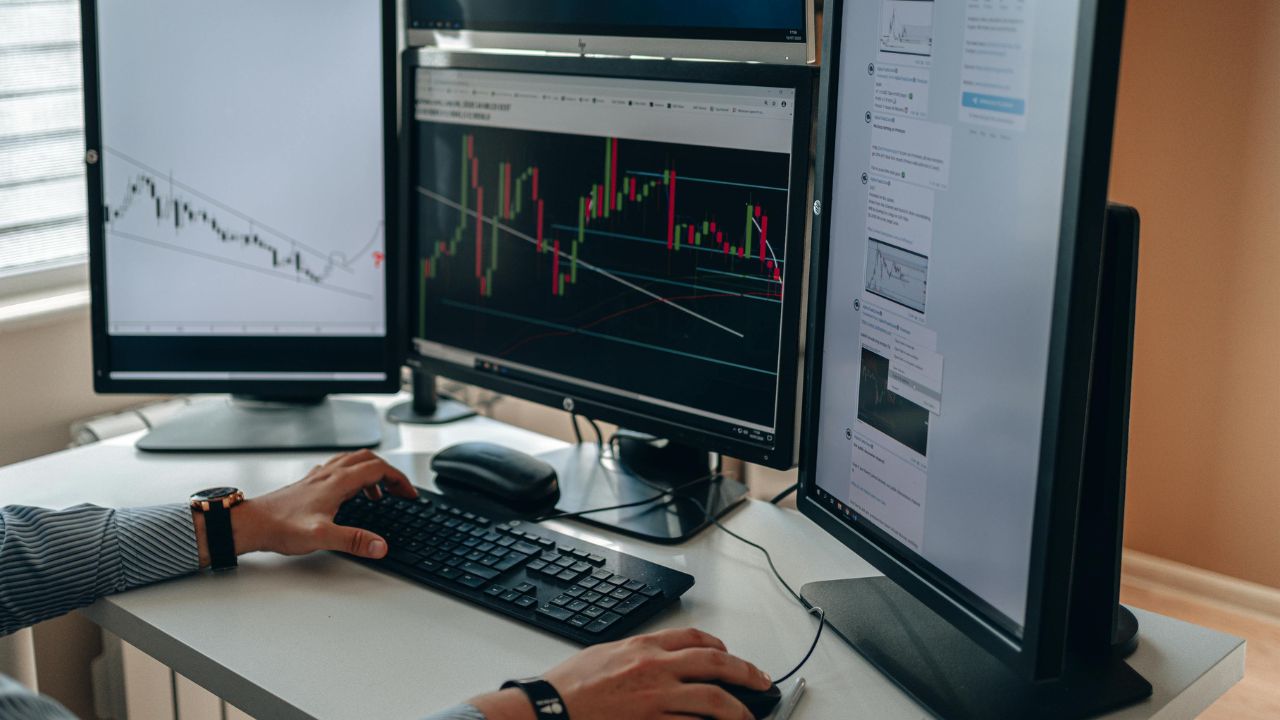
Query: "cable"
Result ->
[[569, 414, 584, 445], [586, 417, 605, 450], [672, 488, 826, 682], [532, 473, 718, 524], [774, 607, 825, 684], [768, 483, 799, 505]]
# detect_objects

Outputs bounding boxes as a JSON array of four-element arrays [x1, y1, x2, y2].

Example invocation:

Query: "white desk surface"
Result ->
[[0, 397, 1244, 720]]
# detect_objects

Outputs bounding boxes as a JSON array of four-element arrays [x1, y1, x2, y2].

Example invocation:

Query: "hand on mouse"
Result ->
[[194, 450, 414, 566], [469, 628, 770, 720]]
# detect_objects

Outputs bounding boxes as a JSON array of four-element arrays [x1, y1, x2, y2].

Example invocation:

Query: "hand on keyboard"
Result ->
[[229, 450, 413, 562], [470, 628, 771, 720]]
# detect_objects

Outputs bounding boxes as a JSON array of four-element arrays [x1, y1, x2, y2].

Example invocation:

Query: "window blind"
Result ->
[[0, 0, 87, 278]]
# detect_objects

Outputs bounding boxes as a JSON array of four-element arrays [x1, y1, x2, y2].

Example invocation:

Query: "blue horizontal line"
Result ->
[[605, 269, 782, 304], [627, 171, 789, 193], [549, 224, 785, 265], [441, 299, 777, 377], [699, 267, 782, 285]]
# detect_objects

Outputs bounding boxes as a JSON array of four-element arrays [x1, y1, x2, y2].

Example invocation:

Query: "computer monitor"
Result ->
[[406, 1, 815, 65], [405, 51, 814, 541], [798, 0, 1148, 717], [81, 0, 400, 451]]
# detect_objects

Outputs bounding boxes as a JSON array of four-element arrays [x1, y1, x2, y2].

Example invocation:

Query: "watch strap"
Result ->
[[205, 503, 238, 571], [501, 678, 568, 718]]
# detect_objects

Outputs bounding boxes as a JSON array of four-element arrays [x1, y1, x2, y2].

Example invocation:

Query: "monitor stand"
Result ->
[[800, 204, 1151, 718], [387, 368, 477, 425], [136, 396, 382, 453], [539, 434, 748, 544]]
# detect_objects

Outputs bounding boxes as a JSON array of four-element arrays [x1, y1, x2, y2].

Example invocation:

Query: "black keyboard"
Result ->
[[334, 490, 695, 644]]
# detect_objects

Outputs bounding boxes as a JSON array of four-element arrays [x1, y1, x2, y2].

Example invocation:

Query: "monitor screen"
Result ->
[[88, 0, 394, 390], [409, 60, 809, 467], [807, 0, 1087, 636], [408, 0, 807, 45]]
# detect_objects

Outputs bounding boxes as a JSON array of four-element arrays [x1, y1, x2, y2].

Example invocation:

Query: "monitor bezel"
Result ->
[[402, 50, 816, 470], [797, 0, 1127, 681], [80, 0, 403, 398], [405, 0, 816, 65]]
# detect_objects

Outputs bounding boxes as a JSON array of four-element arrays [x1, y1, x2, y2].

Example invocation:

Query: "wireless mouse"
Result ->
[[705, 680, 782, 719], [430, 442, 559, 514]]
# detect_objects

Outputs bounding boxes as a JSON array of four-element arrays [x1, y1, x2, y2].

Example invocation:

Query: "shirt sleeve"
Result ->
[[422, 705, 488, 720], [0, 674, 78, 719], [0, 504, 200, 637]]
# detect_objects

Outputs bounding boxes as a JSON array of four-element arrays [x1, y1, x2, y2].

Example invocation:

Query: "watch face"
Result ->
[[193, 487, 239, 502]]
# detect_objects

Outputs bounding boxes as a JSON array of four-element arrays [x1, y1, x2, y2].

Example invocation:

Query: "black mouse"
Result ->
[[706, 680, 782, 719], [431, 442, 559, 514]]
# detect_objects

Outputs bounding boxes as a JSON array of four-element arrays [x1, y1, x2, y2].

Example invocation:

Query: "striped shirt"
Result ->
[[0, 504, 487, 720]]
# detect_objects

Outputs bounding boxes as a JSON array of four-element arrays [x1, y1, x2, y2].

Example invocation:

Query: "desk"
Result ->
[[0, 397, 1244, 719]]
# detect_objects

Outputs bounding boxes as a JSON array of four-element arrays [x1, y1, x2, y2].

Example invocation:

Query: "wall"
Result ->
[[1112, 0, 1280, 589], [0, 310, 147, 466]]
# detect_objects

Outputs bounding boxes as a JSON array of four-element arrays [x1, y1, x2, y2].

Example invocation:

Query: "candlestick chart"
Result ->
[[413, 124, 796, 430]]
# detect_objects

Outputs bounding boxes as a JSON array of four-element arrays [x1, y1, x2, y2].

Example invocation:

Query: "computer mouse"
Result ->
[[431, 442, 560, 514], [705, 680, 782, 719]]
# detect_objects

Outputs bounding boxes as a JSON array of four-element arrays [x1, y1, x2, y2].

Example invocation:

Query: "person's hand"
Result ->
[[194, 450, 415, 566], [470, 628, 772, 720]]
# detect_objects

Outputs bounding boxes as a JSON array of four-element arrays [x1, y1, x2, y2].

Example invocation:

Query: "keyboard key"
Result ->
[[581, 591, 603, 604], [457, 573, 487, 589], [614, 596, 648, 615], [568, 614, 592, 629], [535, 537, 555, 549], [495, 557, 526, 573], [595, 597, 619, 610], [565, 586, 586, 598], [416, 559, 440, 573], [514, 582, 536, 594], [578, 577, 600, 589], [591, 569, 613, 582], [567, 600, 589, 613], [570, 561, 592, 573], [465, 551, 486, 562], [624, 580, 645, 591], [387, 548, 419, 565], [609, 588, 633, 601], [557, 569, 582, 582], [438, 567, 462, 580], [551, 594, 572, 606], [583, 605, 605, 619], [500, 590, 521, 603], [513, 541, 541, 555], [599, 611, 622, 626], [485, 585, 505, 597], [640, 585, 663, 598], [479, 556, 499, 567], [538, 605, 574, 623], [527, 560, 548, 572], [555, 556, 575, 569], [497, 536, 516, 548], [477, 542, 496, 553], [514, 595, 537, 609], [460, 562, 500, 580], [585, 619, 612, 634]]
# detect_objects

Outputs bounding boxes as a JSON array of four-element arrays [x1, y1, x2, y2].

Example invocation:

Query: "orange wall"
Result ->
[[1112, 0, 1280, 588]]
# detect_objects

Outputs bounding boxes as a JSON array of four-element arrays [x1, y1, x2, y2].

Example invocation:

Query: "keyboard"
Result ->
[[334, 490, 695, 644]]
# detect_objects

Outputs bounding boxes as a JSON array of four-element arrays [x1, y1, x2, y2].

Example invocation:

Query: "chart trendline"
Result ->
[[107, 228, 373, 300], [416, 186, 747, 339], [106, 147, 380, 270]]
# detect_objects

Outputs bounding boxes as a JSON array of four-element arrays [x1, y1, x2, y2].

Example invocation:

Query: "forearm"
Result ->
[[0, 504, 199, 637]]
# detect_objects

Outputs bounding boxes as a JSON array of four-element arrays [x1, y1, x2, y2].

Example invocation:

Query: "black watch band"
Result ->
[[205, 503, 238, 571], [501, 678, 568, 718]]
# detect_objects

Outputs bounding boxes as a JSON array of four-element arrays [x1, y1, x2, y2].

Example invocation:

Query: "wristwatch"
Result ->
[[189, 487, 245, 572], [501, 677, 568, 718]]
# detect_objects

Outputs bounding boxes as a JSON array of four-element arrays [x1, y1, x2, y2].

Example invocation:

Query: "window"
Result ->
[[0, 0, 87, 281]]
